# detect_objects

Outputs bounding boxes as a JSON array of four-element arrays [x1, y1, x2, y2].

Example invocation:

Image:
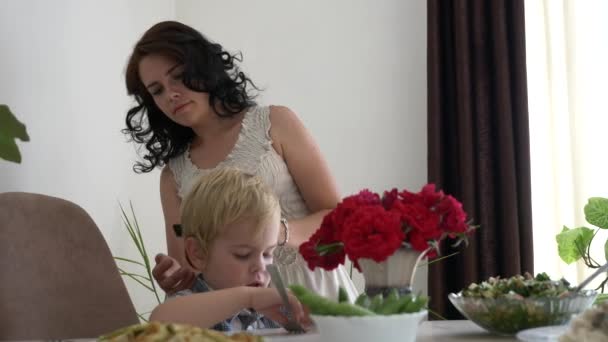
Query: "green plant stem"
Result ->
[[417, 252, 460, 268], [119, 206, 142, 255], [137, 312, 149, 322], [579, 229, 601, 268], [428, 308, 447, 320], [118, 202, 162, 305], [118, 267, 155, 292], [118, 270, 151, 282], [129, 201, 161, 305], [114, 256, 146, 267], [596, 276, 608, 293]]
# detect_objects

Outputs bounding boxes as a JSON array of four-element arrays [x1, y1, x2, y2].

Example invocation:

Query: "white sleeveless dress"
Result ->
[[167, 105, 358, 301]]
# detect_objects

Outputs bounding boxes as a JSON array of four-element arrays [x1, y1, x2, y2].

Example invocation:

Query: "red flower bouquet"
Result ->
[[299, 184, 477, 271]]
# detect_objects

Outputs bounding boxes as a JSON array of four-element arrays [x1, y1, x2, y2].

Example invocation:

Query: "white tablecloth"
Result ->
[[262, 320, 518, 342], [19, 320, 522, 341]]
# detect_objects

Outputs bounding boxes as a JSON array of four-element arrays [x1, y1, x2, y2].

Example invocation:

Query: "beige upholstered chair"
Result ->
[[0, 192, 139, 340]]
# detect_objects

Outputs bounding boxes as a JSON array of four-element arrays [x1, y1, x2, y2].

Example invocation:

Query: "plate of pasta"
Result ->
[[99, 321, 263, 342]]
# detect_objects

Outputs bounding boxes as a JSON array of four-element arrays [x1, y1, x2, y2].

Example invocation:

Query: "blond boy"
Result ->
[[150, 168, 307, 331]]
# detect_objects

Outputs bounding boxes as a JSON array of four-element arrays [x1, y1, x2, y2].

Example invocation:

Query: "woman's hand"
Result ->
[[249, 287, 312, 329], [152, 253, 197, 295]]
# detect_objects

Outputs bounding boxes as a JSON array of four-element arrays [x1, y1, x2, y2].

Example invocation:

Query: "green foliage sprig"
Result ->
[[556, 197, 608, 301], [115, 202, 162, 321]]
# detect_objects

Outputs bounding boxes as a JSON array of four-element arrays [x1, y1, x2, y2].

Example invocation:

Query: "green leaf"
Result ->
[[118, 201, 161, 305], [0, 105, 30, 163], [114, 256, 146, 267], [604, 239, 608, 263], [556, 226, 594, 264], [338, 287, 349, 303], [0, 105, 29, 163], [0, 134, 21, 163], [118, 266, 154, 292], [315, 242, 344, 256], [118, 270, 151, 282], [0, 105, 29, 140], [595, 293, 608, 305], [585, 197, 608, 229]]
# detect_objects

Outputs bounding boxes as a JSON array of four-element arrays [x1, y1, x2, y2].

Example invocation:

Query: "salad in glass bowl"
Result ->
[[449, 273, 597, 335]]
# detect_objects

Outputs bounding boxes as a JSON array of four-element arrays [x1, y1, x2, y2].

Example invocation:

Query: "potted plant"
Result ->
[[556, 197, 608, 302]]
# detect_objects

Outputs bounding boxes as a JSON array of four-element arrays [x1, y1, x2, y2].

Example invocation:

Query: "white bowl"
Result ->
[[311, 310, 427, 342]]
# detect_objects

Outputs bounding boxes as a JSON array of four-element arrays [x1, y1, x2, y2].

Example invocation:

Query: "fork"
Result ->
[[267, 264, 307, 334]]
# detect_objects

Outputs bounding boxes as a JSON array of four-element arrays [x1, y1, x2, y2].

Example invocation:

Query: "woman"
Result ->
[[123, 21, 357, 300]]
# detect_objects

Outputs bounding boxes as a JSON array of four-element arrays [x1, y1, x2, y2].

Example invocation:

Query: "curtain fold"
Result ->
[[427, 0, 534, 319]]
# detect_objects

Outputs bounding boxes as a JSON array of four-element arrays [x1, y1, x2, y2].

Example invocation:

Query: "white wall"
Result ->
[[0, 0, 175, 315], [0, 0, 427, 314], [176, 0, 427, 194]]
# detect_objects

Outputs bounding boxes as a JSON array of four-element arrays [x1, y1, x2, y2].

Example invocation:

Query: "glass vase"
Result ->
[[358, 247, 430, 298]]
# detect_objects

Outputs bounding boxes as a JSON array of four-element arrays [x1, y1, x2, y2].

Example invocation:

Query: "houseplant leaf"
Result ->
[[585, 197, 608, 229], [115, 201, 162, 322], [556, 226, 594, 264], [0, 105, 29, 163], [0, 134, 21, 163]]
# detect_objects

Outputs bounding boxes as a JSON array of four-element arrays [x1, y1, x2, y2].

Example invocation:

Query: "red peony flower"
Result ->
[[418, 183, 444, 207], [298, 228, 345, 271], [437, 194, 463, 216], [352, 189, 382, 205], [392, 201, 442, 241], [437, 195, 469, 233], [408, 229, 431, 254], [331, 190, 381, 237], [298, 184, 476, 272], [382, 188, 399, 209], [298, 237, 324, 271], [341, 206, 405, 266]]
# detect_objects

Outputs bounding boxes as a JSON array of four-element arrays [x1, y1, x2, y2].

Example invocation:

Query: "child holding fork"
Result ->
[[150, 168, 309, 332]]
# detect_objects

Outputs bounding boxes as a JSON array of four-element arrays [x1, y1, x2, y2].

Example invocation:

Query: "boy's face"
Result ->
[[198, 209, 281, 290]]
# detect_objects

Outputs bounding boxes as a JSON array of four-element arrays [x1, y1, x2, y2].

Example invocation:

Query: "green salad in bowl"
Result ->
[[449, 273, 597, 335]]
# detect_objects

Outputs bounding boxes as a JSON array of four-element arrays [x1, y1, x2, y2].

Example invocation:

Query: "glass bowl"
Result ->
[[448, 291, 597, 335]]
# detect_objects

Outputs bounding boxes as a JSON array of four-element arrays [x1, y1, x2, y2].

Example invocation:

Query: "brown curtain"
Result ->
[[427, 0, 534, 319]]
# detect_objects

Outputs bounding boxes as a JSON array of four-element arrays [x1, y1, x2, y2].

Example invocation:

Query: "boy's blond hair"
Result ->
[[181, 168, 280, 259]]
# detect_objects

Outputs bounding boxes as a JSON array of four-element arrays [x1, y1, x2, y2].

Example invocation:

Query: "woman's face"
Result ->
[[138, 54, 211, 127]]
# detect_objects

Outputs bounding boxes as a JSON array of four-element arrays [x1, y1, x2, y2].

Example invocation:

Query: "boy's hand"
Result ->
[[248, 287, 312, 328], [152, 254, 197, 295]]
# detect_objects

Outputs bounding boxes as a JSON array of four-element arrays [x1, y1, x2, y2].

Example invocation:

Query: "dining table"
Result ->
[[260, 320, 520, 341], [19, 320, 531, 341]]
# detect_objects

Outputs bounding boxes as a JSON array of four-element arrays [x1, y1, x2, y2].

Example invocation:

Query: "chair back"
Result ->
[[0, 192, 139, 340]]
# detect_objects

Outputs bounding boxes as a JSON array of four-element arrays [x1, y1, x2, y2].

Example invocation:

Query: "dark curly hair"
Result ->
[[124, 21, 258, 173]]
